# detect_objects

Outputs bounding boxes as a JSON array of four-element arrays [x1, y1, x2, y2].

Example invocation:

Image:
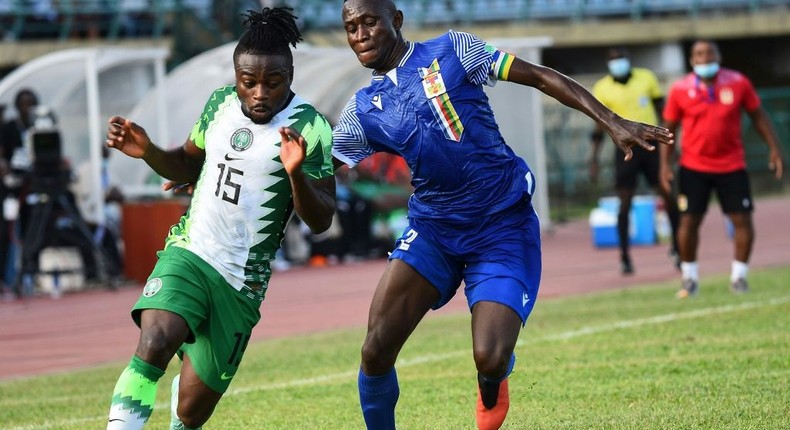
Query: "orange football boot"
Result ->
[[476, 378, 509, 430]]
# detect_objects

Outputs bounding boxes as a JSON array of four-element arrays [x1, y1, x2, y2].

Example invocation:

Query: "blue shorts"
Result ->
[[389, 199, 542, 324]]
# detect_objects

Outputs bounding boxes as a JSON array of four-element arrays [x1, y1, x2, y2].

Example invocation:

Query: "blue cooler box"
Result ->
[[590, 196, 656, 248], [631, 195, 657, 245], [589, 207, 618, 247]]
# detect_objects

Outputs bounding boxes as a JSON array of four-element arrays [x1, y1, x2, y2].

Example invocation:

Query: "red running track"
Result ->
[[1, 195, 788, 380]]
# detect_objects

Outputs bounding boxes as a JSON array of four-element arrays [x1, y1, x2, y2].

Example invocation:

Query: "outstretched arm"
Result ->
[[505, 59, 674, 160], [279, 126, 336, 234], [106, 115, 204, 183], [747, 107, 784, 179]]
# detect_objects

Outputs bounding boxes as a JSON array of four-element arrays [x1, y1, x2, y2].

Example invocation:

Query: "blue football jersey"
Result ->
[[333, 30, 536, 223]]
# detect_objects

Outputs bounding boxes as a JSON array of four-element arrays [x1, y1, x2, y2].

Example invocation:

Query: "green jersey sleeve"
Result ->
[[289, 103, 334, 180], [189, 86, 237, 150]]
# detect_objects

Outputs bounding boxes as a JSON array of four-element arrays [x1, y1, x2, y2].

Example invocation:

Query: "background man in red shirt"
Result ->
[[660, 39, 784, 298]]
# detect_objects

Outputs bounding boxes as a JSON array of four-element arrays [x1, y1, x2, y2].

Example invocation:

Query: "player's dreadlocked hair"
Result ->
[[233, 7, 303, 62]]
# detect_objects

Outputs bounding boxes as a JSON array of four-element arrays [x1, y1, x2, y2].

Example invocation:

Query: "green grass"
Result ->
[[2, 267, 789, 429]]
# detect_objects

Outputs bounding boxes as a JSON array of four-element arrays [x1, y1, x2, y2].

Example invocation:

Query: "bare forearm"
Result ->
[[512, 62, 619, 129], [753, 110, 781, 152], [660, 122, 678, 166], [290, 172, 336, 233], [142, 144, 202, 183], [659, 142, 673, 167]]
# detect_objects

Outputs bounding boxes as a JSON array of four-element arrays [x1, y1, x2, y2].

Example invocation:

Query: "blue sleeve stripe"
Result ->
[[331, 97, 373, 167], [449, 30, 492, 86]]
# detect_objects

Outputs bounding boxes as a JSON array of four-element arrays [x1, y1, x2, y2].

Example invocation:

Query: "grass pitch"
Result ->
[[2, 266, 788, 429]]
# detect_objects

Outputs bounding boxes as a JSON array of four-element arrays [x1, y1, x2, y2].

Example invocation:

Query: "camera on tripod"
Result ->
[[18, 106, 70, 193], [29, 106, 64, 174], [17, 105, 108, 296]]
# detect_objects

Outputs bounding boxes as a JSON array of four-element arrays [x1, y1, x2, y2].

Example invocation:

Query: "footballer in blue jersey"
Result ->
[[336, 1, 675, 429], [333, 31, 536, 223]]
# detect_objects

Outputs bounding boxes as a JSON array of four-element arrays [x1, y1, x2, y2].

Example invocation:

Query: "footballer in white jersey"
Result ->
[[104, 8, 337, 428], [165, 85, 333, 298]]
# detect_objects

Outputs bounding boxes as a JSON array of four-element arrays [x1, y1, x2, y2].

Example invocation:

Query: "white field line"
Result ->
[[8, 296, 789, 430]]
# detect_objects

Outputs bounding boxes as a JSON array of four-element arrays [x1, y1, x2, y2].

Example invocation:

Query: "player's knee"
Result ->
[[473, 347, 511, 379], [136, 330, 180, 366], [360, 338, 396, 374]]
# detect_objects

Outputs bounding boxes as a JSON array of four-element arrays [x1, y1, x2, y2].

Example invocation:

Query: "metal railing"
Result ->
[[1, 0, 194, 41], [2, 0, 788, 41], [296, 0, 789, 29]]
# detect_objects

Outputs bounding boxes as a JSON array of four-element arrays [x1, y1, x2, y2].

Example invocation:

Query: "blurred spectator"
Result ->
[[71, 145, 126, 284], [661, 39, 784, 298], [352, 152, 412, 250], [335, 165, 377, 259], [18, 157, 104, 297], [307, 164, 377, 266], [589, 46, 680, 275], [0, 88, 38, 176], [0, 3, 11, 40], [356, 151, 411, 200], [304, 153, 412, 267], [20, 0, 59, 39], [118, 0, 151, 37], [0, 92, 106, 297], [0, 89, 39, 298]]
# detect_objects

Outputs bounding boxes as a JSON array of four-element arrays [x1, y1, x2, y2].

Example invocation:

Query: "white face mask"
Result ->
[[607, 58, 631, 78], [693, 62, 720, 79]]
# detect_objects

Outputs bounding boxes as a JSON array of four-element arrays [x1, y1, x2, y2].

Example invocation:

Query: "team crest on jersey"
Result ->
[[677, 194, 688, 212], [419, 58, 463, 141], [230, 128, 253, 151], [143, 278, 162, 297], [419, 58, 447, 99], [720, 88, 734, 105]]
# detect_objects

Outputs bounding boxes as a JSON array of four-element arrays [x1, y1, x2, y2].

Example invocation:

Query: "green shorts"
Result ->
[[131, 246, 261, 393]]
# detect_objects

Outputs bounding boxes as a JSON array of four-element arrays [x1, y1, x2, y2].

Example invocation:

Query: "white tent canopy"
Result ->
[[129, 37, 553, 227], [0, 47, 170, 224], [129, 43, 372, 145]]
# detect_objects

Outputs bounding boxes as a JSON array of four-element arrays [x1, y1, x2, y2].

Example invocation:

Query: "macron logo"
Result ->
[[372, 94, 383, 110], [522, 292, 530, 307]]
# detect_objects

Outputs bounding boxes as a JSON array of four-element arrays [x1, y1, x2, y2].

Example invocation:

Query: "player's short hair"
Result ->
[[233, 7, 303, 63]]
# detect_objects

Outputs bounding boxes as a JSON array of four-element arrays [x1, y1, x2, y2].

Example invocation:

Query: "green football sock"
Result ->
[[107, 355, 165, 429]]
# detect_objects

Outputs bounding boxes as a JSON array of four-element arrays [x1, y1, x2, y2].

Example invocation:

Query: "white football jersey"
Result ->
[[165, 86, 333, 299]]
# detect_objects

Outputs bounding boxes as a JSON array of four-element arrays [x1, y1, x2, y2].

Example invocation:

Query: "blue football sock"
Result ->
[[480, 352, 516, 384], [358, 367, 399, 430]]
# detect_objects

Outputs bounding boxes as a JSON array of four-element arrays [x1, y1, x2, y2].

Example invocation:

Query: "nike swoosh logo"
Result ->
[[224, 153, 242, 161], [522, 293, 530, 307], [108, 418, 125, 423], [220, 372, 235, 380]]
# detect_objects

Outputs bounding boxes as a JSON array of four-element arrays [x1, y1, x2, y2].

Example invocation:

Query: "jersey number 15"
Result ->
[[215, 163, 243, 205]]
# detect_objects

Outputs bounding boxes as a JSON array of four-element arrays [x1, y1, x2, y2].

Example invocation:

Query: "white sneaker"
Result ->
[[676, 279, 698, 299], [730, 278, 749, 294]]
